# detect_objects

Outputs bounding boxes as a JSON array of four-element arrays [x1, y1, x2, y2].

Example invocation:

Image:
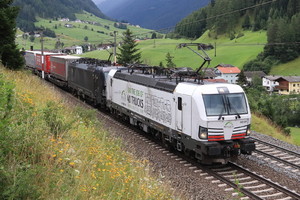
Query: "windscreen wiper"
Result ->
[[218, 96, 226, 120], [227, 99, 241, 119]]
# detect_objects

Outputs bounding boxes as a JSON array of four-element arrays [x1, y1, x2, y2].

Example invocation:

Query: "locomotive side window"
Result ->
[[178, 97, 182, 110]]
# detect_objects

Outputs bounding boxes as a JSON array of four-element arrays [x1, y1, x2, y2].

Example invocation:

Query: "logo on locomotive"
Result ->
[[121, 88, 144, 109], [120, 87, 172, 125]]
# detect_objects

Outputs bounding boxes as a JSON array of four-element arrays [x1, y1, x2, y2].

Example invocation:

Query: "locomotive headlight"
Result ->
[[198, 126, 208, 139], [246, 125, 251, 136]]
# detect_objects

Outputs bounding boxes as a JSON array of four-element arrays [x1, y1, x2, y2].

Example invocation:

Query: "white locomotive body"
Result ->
[[107, 69, 255, 164]]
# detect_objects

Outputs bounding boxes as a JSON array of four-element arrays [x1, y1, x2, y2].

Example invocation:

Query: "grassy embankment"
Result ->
[[0, 66, 174, 199], [251, 114, 300, 146]]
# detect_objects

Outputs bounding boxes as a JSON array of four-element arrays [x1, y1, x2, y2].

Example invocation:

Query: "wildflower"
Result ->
[[60, 169, 64, 172], [69, 162, 75, 167], [52, 154, 57, 158], [74, 159, 82, 164]]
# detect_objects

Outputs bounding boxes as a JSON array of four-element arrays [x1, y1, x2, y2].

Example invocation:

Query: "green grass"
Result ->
[[270, 57, 300, 76], [195, 30, 267, 68], [289, 127, 300, 146]]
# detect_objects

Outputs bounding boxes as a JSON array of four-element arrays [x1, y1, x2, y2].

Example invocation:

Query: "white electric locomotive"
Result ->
[[106, 67, 255, 164]]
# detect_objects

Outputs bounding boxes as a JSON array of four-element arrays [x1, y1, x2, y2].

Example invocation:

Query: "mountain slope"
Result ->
[[14, 0, 108, 31], [96, 0, 209, 30]]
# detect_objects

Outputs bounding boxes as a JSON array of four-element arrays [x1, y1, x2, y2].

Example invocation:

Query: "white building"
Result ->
[[64, 46, 83, 54], [214, 64, 241, 84], [75, 46, 83, 54], [262, 75, 280, 92]]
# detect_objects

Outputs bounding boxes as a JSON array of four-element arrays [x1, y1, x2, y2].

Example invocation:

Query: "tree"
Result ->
[[29, 35, 35, 42], [117, 29, 141, 65], [236, 70, 247, 87], [84, 36, 88, 42], [151, 32, 157, 39], [165, 52, 176, 68], [43, 28, 56, 38], [0, 0, 24, 69], [159, 61, 164, 68]]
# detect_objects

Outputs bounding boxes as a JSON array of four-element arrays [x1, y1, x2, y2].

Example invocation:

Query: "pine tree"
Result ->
[[0, 0, 24, 69], [165, 52, 176, 68], [117, 29, 141, 65]]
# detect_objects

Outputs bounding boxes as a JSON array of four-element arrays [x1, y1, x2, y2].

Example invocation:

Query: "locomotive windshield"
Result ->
[[203, 93, 248, 116]]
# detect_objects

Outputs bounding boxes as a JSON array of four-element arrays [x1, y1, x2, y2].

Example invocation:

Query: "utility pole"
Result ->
[[214, 42, 217, 57], [41, 31, 45, 79], [113, 31, 117, 64]]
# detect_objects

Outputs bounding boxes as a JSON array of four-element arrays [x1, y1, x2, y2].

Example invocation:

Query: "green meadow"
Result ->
[[270, 57, 300, 76]]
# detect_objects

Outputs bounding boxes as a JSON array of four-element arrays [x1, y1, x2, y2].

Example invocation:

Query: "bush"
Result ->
[[284, 128, 291, 136], [236, 32, 244, 39]]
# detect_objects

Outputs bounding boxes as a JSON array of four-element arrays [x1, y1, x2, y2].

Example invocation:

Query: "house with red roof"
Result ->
[[214, 64, 241, 84]]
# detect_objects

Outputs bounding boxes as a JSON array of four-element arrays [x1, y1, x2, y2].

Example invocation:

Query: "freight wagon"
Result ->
[[24, 50, 40, 70], [49, 55, 81, 87], [35, 52, 64, 77]]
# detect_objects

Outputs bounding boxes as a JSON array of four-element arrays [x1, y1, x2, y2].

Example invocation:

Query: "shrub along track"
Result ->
[[51, 81, 300, 200]]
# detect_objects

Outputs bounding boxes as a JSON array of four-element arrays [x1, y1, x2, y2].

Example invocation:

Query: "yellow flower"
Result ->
[[69, 162, 75, 167]]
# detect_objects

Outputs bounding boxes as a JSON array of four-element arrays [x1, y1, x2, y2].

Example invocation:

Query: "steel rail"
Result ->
[[228, 162, 300, 200], [254, 149, 300, 170], [251, 137, 300, 157]]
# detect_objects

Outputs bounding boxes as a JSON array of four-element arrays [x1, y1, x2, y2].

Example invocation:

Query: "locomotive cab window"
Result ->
[[203, 93, 247, 116], [178, 97, 182, 111]]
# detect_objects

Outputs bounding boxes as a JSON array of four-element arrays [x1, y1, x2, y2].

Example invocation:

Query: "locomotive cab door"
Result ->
[[176, 96, 183, 131], [175, 94, 192, 133]]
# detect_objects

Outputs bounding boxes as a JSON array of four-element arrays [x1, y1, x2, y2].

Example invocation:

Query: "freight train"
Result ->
[[24, 50, 255, 164]]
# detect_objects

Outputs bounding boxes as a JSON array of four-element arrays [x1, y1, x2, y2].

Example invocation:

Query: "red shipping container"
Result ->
[[36, 52, 64, 74], [50, 55, 80, 81]]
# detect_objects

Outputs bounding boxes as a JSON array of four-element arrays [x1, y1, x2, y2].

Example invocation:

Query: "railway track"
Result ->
[[206, 162, 300, 200], [251, 137, 300, 175]]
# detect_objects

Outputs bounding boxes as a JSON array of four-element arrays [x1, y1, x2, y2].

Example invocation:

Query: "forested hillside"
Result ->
[[13, 0, 108, 32], [174, 0, 300, 74]]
